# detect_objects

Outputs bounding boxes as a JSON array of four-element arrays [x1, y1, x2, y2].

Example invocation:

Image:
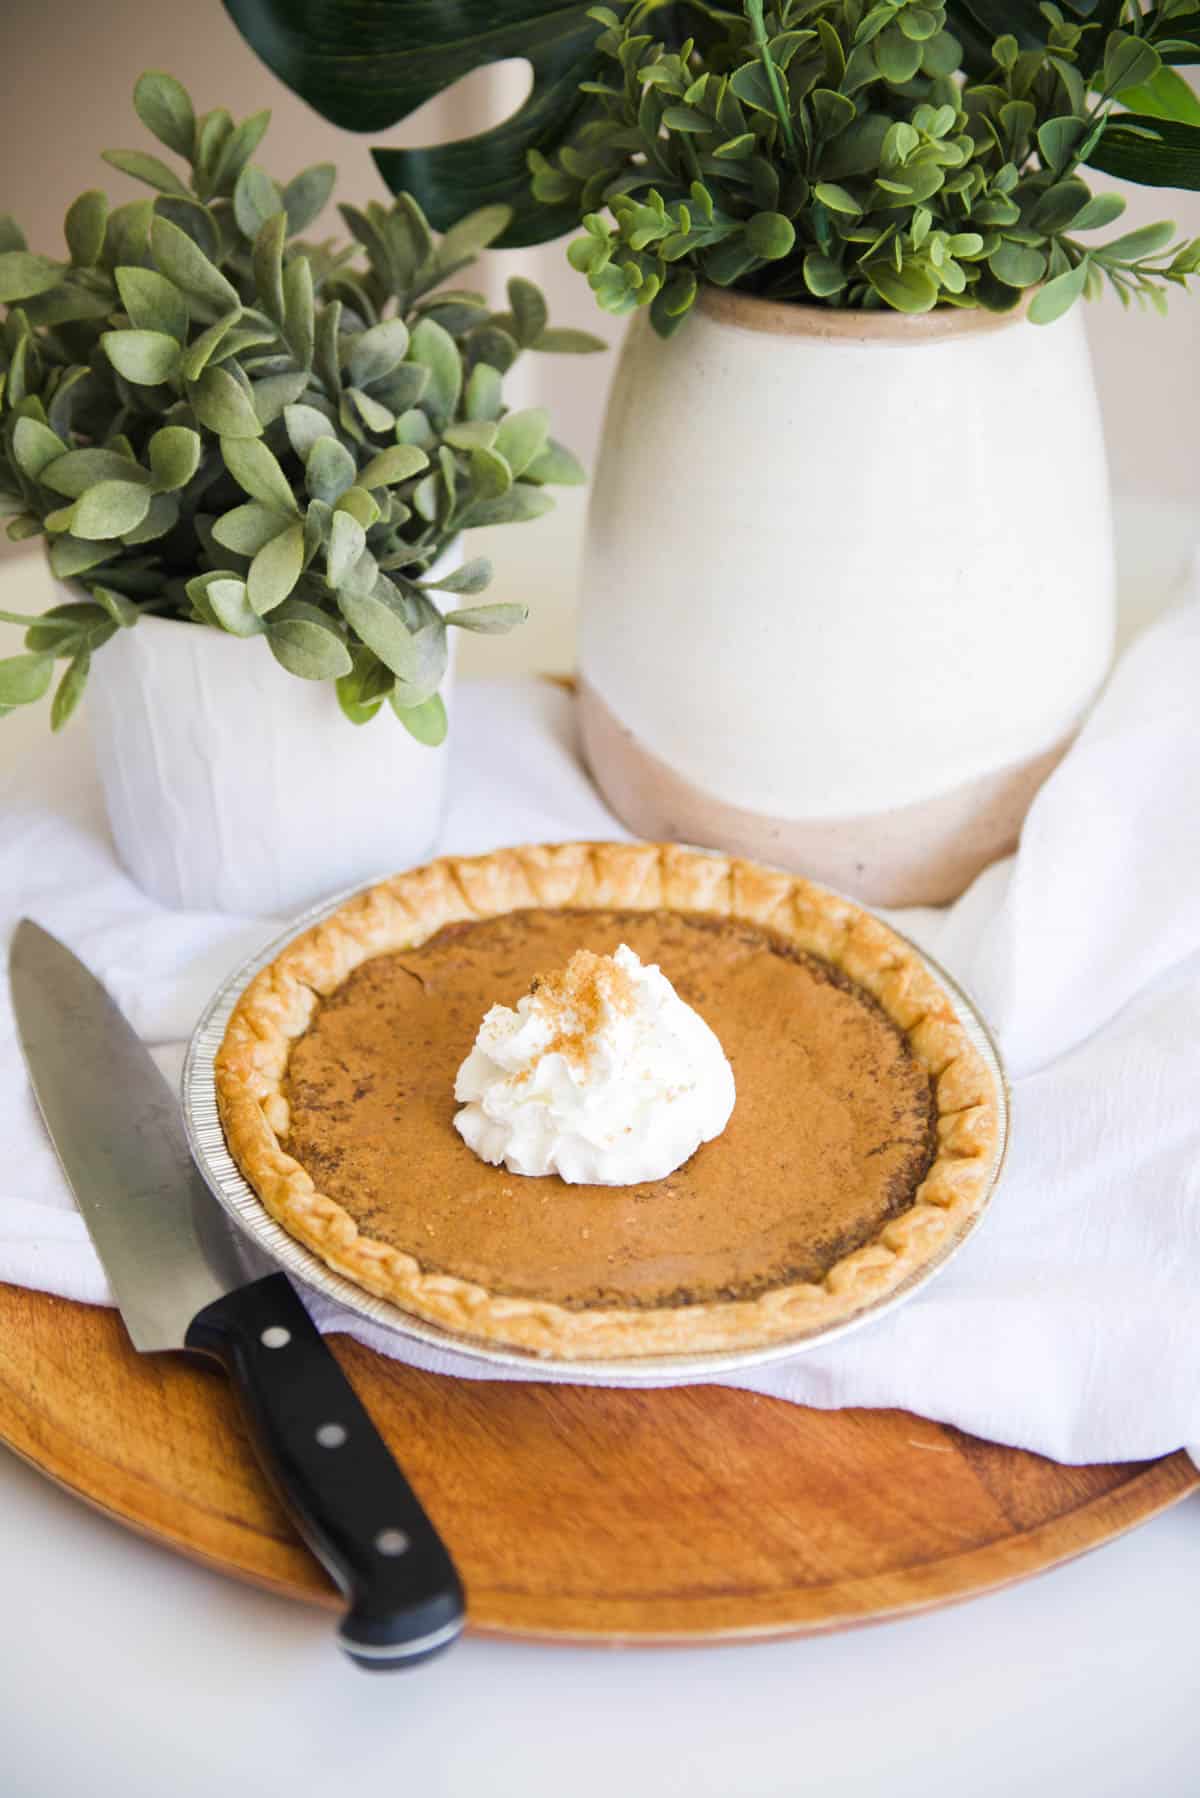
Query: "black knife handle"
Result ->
[[185, 1272, 464, 1670]]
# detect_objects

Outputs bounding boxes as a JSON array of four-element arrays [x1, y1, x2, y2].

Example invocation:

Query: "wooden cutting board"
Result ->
[[0, 1281, 1194, 1642]]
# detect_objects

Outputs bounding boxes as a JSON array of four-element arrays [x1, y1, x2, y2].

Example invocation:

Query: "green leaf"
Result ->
[[284, 403, 337, 458], [41, 448, 151, 498], [358, 443, 429, 488], [988, 242, 1047, 288], [0, 653, 54, 706], [326, 509, 366, 588], [349, 318, 410, 388], [211, 109, 271, 192], [134, 72, 196, 158], [1036, 116, 1087, 177], [253, 370, 311, 427], [282, 163, 337, 235], [65, 191, 109, 267], [283, 253, 315, 367], [523, 439, 586, 485], [91, 586, 140, 628], [48, 536, 117, 580], [420, 555, 491, 595], [469, 446, 513, 498], [11, 418, 67, 481], [234, 166, 284, 241], [213, 501, 291, 555], [1095, 221, 1178, 263], [50, 652, 90, 731], [464, 362, 503, 422], [180, 309, 242, 381], [336, 646, 392, 724], [254, 211, 287, 325], [122, 492, 180, 545], [813, 182, 862, 217], [1069, 192, 1127, 232], [1028, 258, 1090, 324], [0, 251, 63, 302], [102, 329, 181, 385], [70, 481, 153, 540], [206, 575, 265, 636], [1029, 178, 1092, 233], [460, 486, 554, 528], [507, 275, 548, 347], [407, 317, 461, 427], [443, 602, 526, 633], [1086, 114, 1200, 190], [333, 485, 381, 529], [336, 582, 421, 679], [306, 435, 358, 504], [266, 602, 352, 680], [101, 148, 192, 198], [864, 260, 939, 313], [494, 407, 549, 478], [222, 436, 300, 512], [248, 521, 305, 613], [115, 267, 190, 341], [150, 214, 240, 312], [191, 364, 264, 437], [1102, 31, 1161, 101], [345, 387, 394, 434], [1118, 68, 1200, 129], [744, 211, 795, 259], [390, 691, 447, 746], [530, 326, 607, 353]]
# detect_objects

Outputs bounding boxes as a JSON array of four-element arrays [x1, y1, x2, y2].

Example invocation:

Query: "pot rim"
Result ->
[[695, 282, 1035, 344]]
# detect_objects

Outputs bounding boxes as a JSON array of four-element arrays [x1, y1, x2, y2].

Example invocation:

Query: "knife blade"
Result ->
[[9, 919, 465, 1670]]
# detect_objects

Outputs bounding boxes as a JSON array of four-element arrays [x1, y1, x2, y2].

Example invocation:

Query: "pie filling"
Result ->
[[283, 907, 937, 1311]]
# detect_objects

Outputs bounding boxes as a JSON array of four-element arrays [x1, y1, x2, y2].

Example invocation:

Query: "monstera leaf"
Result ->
[[220, 0, 630, 245]]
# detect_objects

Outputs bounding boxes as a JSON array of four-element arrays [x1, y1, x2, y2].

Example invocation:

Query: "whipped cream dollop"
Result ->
[[453, 944, 736, 1185]]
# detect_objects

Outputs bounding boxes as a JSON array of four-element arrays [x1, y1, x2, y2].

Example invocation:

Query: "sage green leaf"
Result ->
[[92, 585, 140, 628], [523, 439, 586, 485], [102, 198, 154, 268], [395, 407, 435, 448], [459, 486, 554, 528], [389, 618, 448, 707], [371, 363, 429, 413], [1030, 178, 1092, 233], [70, 480, 153, 540], [266, 602, 352, 680], [283, 254, 315, 367], [253, 369, 310, 426], [1037, 117, 1087, 177], [180, 309, 242, 381], [206, 575, 265, 636], [507, 275, 548, 347], [148, 425, 202, 493], [283, 163, 337, 235], [22, 602, 105, 654], [48, 536, 117, 580], [222, 436, 300, 512], [213, 500, 291, 555], [50, 652, 90, 731], [306, 435, 357, 504], [436, 202, 512, 266], [120, 492, 180, 545], [101, 148, 191, 198], [327, 509, 366, 587], [744, 212, 796, 259], [347, 387, 394, 434], [65, 191, 109, 267], [12, 418, 67, 481], [464, 363, 503, 422], [192, 365, 264, 437], [333, 485, 381, 528], [234, 167, 284, 241], [468, 447, 512, 499], [0, 215, 25, 254], [102, 329, 180, 385], [988, 242, 1047, 288], [420, 555, 491, 596], [1028, 258, 1089, 325], [467, 324, 518, 374], [134, 71, 196, 158], [530, 326, 607, 353], [211, 110, 271, 193], [1096, 221, 1178, 263], [407, 317, 461, 427], [248, 521, 305, 613], [150, 215, 240, 312], [443, 602, 527, 633], [494, 408, 549, 478], [284, 403, 336, 458], [115, 267, 189, 341], [442, 421, 498, 453], [315, 297, 342, 396], [349, 318, 410, 388], [1069, 193, 1127, 232], [390, 692, 447, 747], [0, 653, 54, 706], [336, 583, 420, 679], [336, 647, 390, 724], [864, 260, 939, 313], [359, 443, 429, 489], [1103, 31, 1161, 101], [0, 252, 63, 302], [254, 212, 287, 326]]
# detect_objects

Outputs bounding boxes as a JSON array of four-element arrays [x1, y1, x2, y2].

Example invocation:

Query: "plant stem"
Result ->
[[744, 0, 800, 166]]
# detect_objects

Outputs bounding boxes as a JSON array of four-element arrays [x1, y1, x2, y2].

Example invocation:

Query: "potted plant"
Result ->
[[223, 0, 1200, 904], [0, 72, 601, 916]]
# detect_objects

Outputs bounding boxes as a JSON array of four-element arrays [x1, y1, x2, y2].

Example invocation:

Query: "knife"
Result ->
[[9, 919, 465, 1671]]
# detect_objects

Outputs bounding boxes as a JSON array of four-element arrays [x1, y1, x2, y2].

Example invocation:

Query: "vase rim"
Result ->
[[695, 282, 1035, 344]]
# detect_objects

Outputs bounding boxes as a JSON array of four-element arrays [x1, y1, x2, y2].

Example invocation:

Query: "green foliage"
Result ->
[[530, 0, 1200, 332], [0, 72, 602, 736]]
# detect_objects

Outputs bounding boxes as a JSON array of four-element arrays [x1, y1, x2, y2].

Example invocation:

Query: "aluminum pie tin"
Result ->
[[182, 868, 1010, 1386]]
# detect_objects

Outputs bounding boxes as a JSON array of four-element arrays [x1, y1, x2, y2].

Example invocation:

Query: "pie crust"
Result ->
[[214, 842, 1002, 1358]]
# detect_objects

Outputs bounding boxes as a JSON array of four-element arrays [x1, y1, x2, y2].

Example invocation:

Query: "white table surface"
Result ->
[[2, 499, 1198, 1796]]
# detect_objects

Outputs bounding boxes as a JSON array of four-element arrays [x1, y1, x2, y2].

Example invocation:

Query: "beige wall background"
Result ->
[[1, 0, 1197, 679]]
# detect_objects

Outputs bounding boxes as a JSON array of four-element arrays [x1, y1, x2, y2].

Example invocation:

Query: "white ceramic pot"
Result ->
[[85, 540, 462, 917], [578, 287, 1116, 905]]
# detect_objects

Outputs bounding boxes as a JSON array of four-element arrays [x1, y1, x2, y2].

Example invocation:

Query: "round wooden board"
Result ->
[[0, 1283, 1195, 1643]]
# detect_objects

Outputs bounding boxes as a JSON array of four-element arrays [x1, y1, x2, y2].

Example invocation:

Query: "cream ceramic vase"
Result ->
[[85, 539, 462, 917], [578, 287, 1116, 905]]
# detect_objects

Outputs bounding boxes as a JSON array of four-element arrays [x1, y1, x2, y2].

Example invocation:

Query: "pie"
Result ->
[[215, 843, 1002, 1358]]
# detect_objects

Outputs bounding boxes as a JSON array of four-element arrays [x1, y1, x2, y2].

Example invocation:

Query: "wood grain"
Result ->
[[0, 1283, 1195, 1643]]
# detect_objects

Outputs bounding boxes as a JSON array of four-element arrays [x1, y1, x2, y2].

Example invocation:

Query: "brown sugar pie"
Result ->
[[214, 842, 1002, 1359]]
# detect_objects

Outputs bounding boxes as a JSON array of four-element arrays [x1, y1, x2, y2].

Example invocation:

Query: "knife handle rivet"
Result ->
[[316, 1422, 348, 1449], [260, 1326, 291, 1349], [375, 1529, 411, 1557]]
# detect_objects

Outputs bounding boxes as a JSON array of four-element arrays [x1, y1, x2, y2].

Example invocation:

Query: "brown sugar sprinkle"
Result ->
[[526, 947, 637, 1076]]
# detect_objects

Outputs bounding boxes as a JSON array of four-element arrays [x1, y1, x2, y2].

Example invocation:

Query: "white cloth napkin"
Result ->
[[3, 582, 1199, 1467]]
